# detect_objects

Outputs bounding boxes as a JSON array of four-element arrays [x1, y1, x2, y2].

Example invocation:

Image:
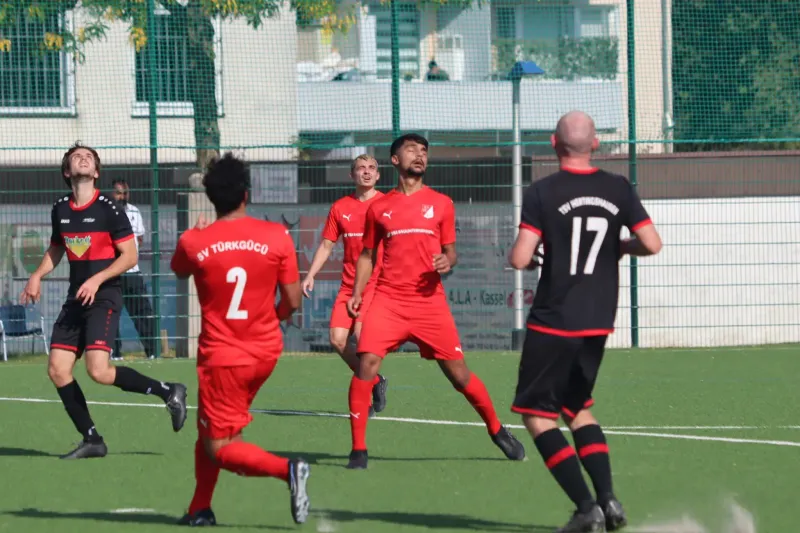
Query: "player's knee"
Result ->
[[86, 360, 115, 385], [566, 409, 597, 430], [522, 414, 559, 437], [356, 353, 381, 379], [329, 332, 348, 354], [47, 362, 72, 387], [438, 360, 471, 389]]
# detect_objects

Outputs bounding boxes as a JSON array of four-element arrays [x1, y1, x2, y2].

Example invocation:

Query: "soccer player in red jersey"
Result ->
[[170, 154, 311, 526], [301, 155, 388, 416], [344, 133, 526, 469]]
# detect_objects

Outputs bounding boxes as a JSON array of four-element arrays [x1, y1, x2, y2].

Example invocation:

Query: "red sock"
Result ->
[[214, 441, 290, 482], [189, 439, 220, 515], [349, 375, 373, 450], [458, 373, 503, 435]]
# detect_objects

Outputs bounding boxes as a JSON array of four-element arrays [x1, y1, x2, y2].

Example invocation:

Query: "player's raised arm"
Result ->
[[171, 233, 195, 280], [276, 230, 302, 321], [509, 185, 543, 270], [620, 184, 662, 257]]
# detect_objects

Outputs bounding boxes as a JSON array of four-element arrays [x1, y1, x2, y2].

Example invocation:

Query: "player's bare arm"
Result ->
[[347, 247, 377, 317], [277, 280, 302, 321], [434, 243, 457, 273], [301, 238, 336, 298], [621, 224, 662, 257], [20, 245, 65, 304], [508, 227, 542, 270], [76, 238, 138, 306]]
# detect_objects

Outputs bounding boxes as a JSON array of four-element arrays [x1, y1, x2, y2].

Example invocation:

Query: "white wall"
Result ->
[[2, 4, 298, 167], [609, 196, 800, 348]]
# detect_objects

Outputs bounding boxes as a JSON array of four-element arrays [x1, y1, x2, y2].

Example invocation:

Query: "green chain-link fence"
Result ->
[[1, 0, 798, 358]]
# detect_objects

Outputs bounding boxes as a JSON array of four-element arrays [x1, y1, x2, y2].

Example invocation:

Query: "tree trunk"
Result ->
[[181, 3, 220, 170]]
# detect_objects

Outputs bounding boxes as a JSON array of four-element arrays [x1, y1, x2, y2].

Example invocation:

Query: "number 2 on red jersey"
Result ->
[[226, 266, 248, 320]]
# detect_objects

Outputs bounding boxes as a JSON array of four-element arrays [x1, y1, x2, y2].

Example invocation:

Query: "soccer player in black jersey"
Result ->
[[19, 143, 188, 460], [508, 112, 663, 533]]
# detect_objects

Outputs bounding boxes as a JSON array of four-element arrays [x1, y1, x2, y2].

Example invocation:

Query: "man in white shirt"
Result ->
[[111, 179, 158, 360]]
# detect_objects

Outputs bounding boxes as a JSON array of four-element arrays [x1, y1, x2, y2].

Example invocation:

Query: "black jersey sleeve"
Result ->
[[624, 181, 652, 231], [106, 198, 134, 243], [520, 183, 543, 236], [50, 203, 62, 247]]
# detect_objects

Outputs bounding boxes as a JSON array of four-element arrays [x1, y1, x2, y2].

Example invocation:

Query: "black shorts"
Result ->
[[511, 329, 608, 419], [50, 290, 122, 358]]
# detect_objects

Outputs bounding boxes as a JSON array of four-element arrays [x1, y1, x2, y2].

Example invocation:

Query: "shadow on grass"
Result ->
[[312, 508, 553, 531], [271, 449, 509, 468], [4, 508, 293, 530], [0, 447, 161, 458]]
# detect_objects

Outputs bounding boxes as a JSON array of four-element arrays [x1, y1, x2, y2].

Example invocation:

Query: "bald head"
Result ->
[[554, 111, 597, 155]]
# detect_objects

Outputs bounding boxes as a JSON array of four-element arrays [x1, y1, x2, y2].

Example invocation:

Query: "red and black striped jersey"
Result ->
[[520, 167, 652, 336], [50, 189, 134, 296]]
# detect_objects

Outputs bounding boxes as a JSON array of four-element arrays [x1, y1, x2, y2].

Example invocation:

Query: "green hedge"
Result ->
[[494, 37, 619, 81]]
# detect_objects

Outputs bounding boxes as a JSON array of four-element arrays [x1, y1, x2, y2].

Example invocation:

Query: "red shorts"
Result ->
[[196, 361, 278, 440], [329, 284, 376, 332], [357, 292, 463, 360]]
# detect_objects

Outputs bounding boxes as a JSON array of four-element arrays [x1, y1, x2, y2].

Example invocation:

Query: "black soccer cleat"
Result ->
[[289, 458, 311, 524], [165, 383, 188, 432], [601, 497, 627, 532], [177, 508, 217, 526], [346, 450, 368, 470], [491, 426, 526, 461], [59, 438, 108, 460], [556, 505, 606, 533], [371, 374, 388, 414]]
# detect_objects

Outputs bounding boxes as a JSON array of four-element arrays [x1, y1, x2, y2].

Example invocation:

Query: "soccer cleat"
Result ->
[[556, 505, 606, 533], [601, 498, 627, 531], [491, 426, 526, 461], [166, 383, 188, 432], [289, 458, 311, 524], [346, 450, 368, 470], [177, 508, 217, 526], [59, 438, 108, 460], [371, 374, 388, 414]]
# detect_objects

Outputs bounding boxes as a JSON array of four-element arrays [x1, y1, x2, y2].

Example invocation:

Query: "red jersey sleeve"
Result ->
[[440, 198, 456, 245], [278, 229, 300, 285], [171, 232, 195, 278], [321, 205, 340, 242], [362, 204, 383, 250]]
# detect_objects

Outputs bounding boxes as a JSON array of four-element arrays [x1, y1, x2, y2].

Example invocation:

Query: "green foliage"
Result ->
[[494, 37, 618, 81], [673, 0, 800, 151]]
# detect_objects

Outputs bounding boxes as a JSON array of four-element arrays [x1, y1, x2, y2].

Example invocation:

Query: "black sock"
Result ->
[[56, 381, 102, 442], [113, 366, 172, 401], [534, 428, 595, 513], [573, 424, 614, 504]]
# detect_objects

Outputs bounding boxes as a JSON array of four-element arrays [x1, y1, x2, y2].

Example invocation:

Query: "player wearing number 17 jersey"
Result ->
[[509, 111, 663, 533], [344, 134, 526, 470], [170, 154, 311, 527]]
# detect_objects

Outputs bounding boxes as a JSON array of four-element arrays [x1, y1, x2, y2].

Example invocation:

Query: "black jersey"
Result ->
[[521, 167, 652, 335], [50, 189, 134, 296]]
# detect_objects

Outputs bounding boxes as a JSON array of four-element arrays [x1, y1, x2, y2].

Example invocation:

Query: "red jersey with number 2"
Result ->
[[170, 217, 299, 367], [321, 192, 384, 291], [363, 187, 456, 300]]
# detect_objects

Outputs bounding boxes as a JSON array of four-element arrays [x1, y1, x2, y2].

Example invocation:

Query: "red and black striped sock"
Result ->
[[534, 428, 595, 512], [572, 424, 614, 503]]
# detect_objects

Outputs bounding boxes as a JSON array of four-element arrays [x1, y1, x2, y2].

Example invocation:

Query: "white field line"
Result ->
[[1, 396, 799, 448]]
